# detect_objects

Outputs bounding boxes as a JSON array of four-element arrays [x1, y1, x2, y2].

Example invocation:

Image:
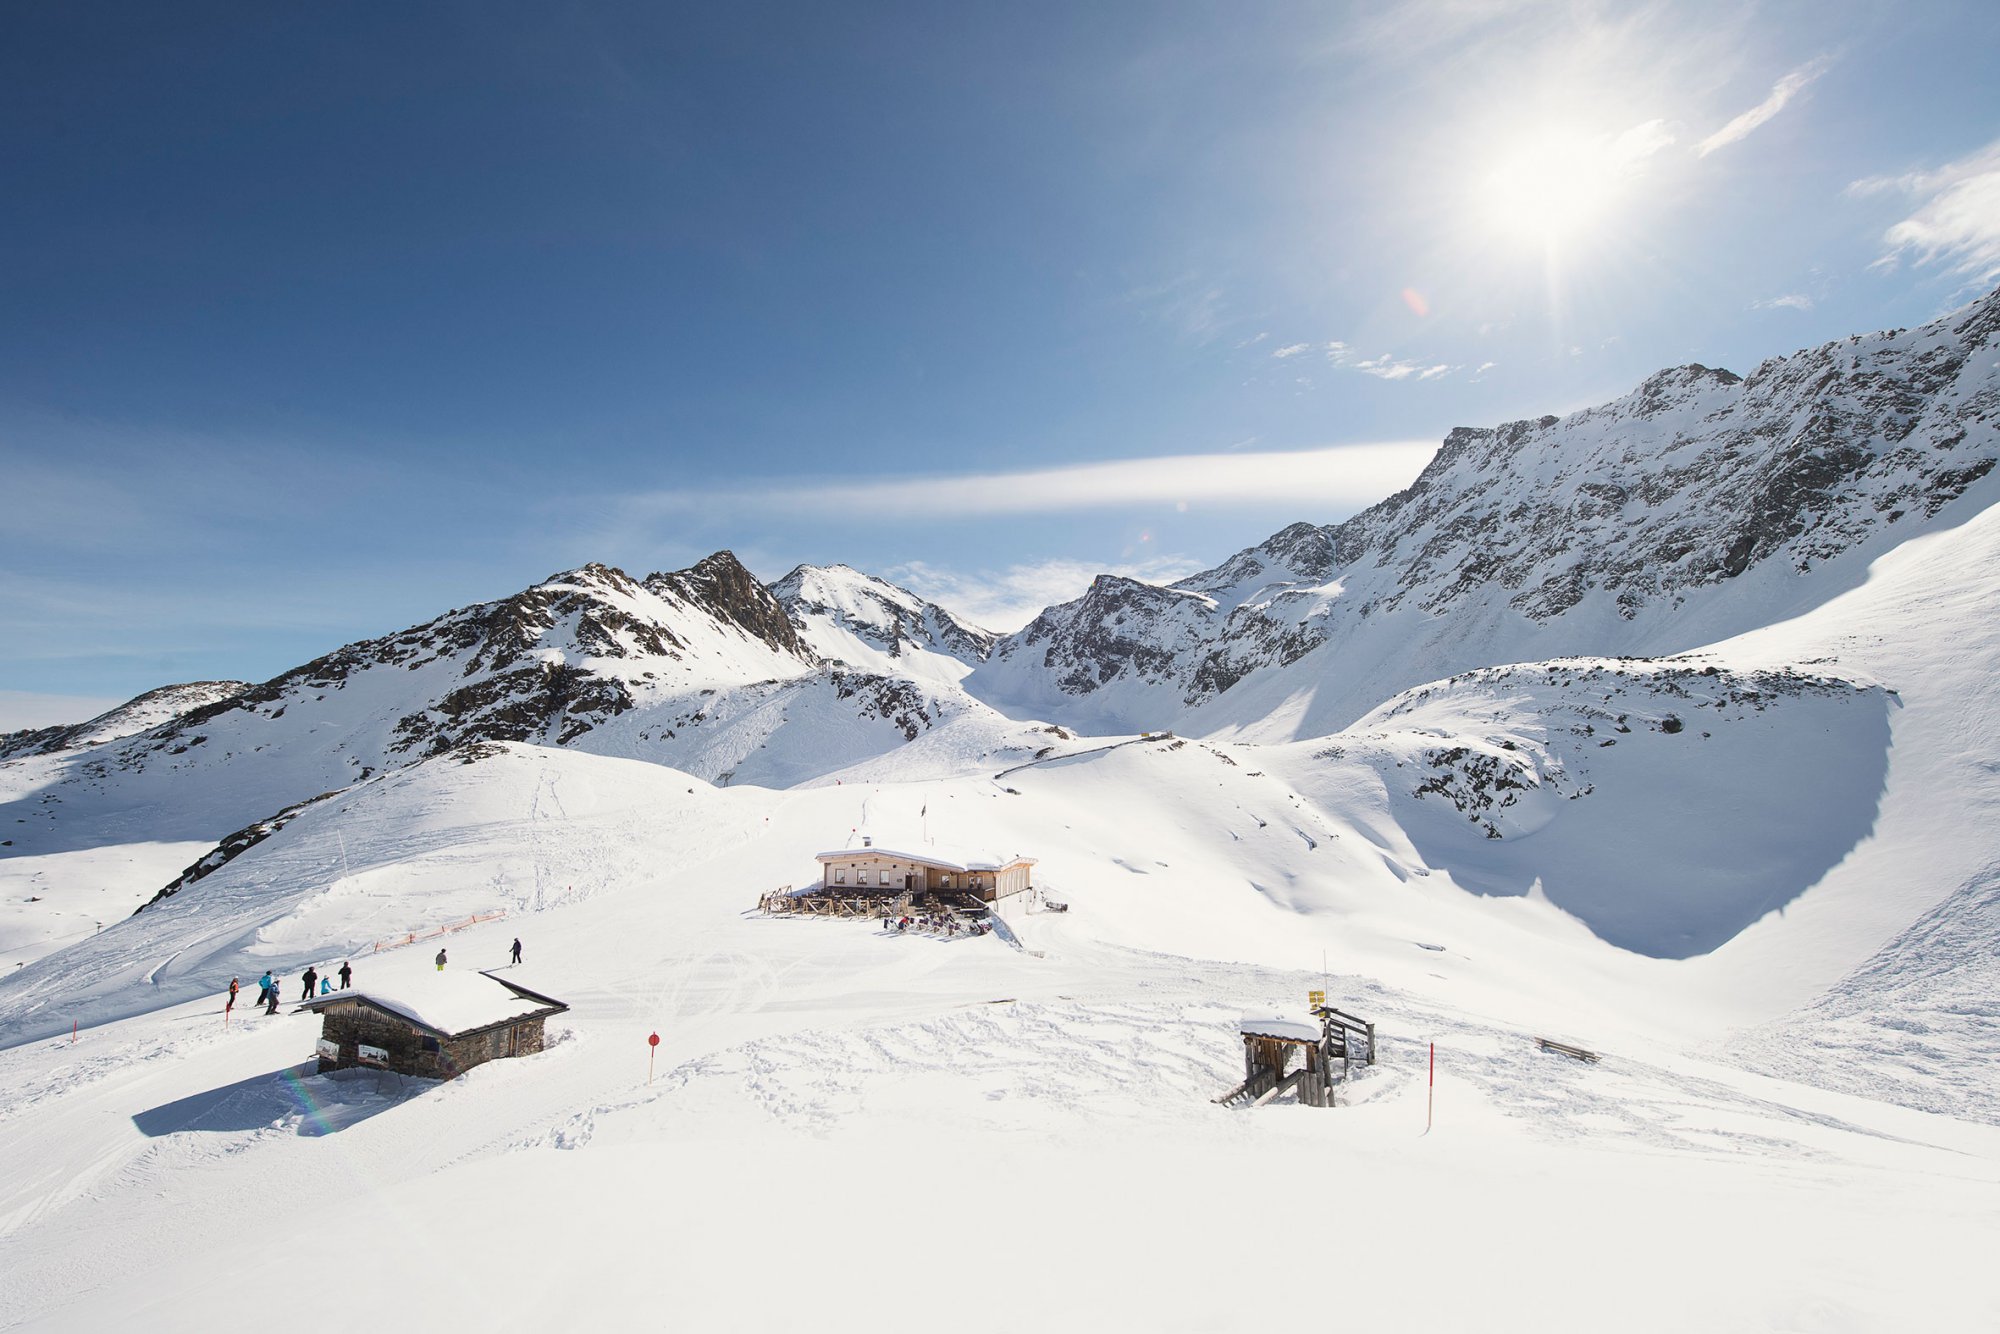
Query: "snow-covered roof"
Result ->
[[813, 846, 1035, 872], [301, 972, 565, 1038], [1238, 1016, 1321, 1043]]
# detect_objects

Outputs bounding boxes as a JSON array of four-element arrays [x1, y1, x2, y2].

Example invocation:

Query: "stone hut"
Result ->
[[299, 971, 567, 1081]]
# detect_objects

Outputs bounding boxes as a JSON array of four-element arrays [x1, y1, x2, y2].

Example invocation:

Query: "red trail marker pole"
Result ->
[[1427, 1042, 1435, 1133], [648, 1031, 660, 1085], [72, 1019, 77, 1045]]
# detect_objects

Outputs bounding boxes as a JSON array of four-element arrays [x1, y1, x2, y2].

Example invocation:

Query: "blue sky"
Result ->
[[4, 0, 1999, 726]]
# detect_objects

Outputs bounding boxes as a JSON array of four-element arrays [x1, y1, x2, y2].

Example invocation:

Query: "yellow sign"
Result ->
[[1308, 990, 1325, 1007]]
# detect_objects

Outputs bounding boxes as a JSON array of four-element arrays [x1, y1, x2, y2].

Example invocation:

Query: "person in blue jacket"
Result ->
[[253, 971, 274, 1007]]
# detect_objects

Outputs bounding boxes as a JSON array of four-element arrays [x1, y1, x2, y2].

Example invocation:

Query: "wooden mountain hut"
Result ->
[[298, 971, 568, 1081], [813, 841, 1036, 904], [1215, 1004, 1376, 1109]]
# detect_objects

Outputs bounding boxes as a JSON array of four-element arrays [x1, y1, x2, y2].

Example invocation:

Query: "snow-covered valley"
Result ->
[[4, 292, 2000, 1331]]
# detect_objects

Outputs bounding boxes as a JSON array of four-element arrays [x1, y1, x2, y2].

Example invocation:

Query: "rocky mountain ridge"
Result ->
[[965, 285, 2000, 739], [0, 553, 1032, 874], [0, 681, 250, 761], [770, 563, 995, 687]]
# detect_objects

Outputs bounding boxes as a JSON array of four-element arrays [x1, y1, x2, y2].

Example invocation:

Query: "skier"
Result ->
[[253, 971, 274, 1008], [435, 947, 448, 971], [510, 937, 522, 966], [264, 980, 281, 1015], [319, 975, 332, 996], [337, 961, 352, 989], [226, 977, 240, 1014], [300, 965, 319, 1000]]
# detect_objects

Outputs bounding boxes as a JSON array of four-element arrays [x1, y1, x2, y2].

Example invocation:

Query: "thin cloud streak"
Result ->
[[1697, 56, 1831, 157], [887, 555, 1209, 633], [1852, 138, 2000, 286], [621, 441, 1439, 522]]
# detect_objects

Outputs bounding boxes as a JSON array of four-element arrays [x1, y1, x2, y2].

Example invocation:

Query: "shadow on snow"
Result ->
[[132, 1062, 436, 1139]]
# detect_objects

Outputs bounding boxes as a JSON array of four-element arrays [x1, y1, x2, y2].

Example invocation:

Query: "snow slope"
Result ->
[[1, 741, 1996, 1332], [0, 558, 1031, 965]]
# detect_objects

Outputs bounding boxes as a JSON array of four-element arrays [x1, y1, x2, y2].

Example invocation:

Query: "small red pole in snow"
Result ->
[[1427, 1042, 1435, 1133], [72, 1019, 77, 1044], [648, 1031, 659, 1085]]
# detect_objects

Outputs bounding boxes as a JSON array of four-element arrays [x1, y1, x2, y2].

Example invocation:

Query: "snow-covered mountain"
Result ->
[[771, 562, 995, 688], [0, 555, 1033, 926], [0, 680, 249, 761], [967, 288, 2000, 739]]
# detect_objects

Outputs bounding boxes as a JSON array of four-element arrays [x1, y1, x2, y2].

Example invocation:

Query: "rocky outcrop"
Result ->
[[647, 552, 808, 658]]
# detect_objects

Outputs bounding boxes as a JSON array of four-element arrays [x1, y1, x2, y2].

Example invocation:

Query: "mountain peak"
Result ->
[[646, 552, 807, 658], [772, 562, 994, 680]]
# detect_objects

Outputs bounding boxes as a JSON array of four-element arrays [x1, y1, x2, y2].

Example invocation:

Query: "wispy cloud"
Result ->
[[1123, 271, 1229, 343], [1753, 293, 1814, 311], [1325, 341, 1455, 382], [1270, 339, 1457, 382], [1851, 138, 2000, 287], [884, 555, 1209, 633], [1696, 55, 1831, 157], [615, 440, 1438, 525]]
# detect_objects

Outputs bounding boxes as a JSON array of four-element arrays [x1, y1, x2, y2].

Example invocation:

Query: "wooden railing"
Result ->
[[366, 910, 509, 955]]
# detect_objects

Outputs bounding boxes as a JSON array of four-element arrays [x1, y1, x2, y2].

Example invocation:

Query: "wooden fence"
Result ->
[[366, 909, 509, 955]]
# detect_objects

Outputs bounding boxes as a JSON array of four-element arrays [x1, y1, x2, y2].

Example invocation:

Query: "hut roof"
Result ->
[[812, 846, 1035, 872], [1237, 1015, 1320, 1043], [299, 971, 566, 1039]]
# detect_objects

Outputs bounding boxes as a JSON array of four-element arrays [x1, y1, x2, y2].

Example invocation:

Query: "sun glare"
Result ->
[[1480, 128, 1632, 248]]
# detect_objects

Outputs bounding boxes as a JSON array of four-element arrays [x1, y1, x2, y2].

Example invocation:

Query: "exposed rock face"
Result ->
[[1014, 577, 1215, 697], [647, 552, 809, 659], [967, 285, 2000, 738]]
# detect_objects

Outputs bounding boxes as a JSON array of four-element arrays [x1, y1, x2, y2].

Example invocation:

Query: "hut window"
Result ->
[[835, 868, 846, 884], [879, 869, 892, 886], [942, 873, 953, 888]]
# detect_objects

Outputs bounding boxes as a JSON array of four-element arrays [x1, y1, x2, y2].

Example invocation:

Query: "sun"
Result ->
[[1478, 127, 1634, 249]]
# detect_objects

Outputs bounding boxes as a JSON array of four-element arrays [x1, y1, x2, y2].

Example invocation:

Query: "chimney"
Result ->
[[862, 835, 872, 847]]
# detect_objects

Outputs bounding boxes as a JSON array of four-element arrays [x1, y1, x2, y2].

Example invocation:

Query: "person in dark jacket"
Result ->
[[265, 980, 281, 1014], [300, 966, 318, 1000], [338, 961, 352, 989], [510, 938, 522, 965], [435, 948, 447, 971]]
